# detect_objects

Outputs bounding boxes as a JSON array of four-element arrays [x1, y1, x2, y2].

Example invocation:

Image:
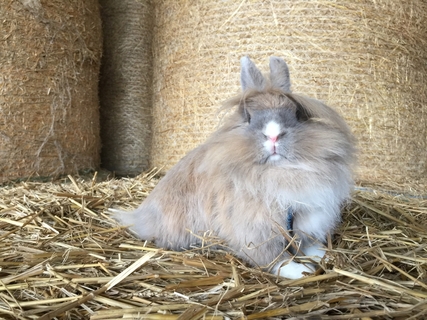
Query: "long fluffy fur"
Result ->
[[114, 57, 356, 276], [115, 93, 355, 264]]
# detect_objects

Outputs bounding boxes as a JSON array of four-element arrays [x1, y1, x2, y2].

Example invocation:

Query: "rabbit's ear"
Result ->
[[240, 56, 266, 92], [269, 56, 291, 92]]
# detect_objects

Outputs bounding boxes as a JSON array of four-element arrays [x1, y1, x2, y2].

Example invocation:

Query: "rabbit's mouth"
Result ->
[[263, 153, 284, 164], [269, 154, 282, 162]]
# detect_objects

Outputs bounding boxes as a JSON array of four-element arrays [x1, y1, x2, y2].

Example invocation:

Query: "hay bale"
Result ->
[[0, 0, 102, 183], [150, 1, 427, 191], [99, 0, 154, 176]]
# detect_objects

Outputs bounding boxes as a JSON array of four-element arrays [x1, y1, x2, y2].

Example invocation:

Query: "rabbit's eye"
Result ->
[[295, 106, 310, 122]]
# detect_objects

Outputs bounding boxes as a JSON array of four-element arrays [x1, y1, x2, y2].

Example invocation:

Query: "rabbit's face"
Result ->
[[242, 93, 304, 165]]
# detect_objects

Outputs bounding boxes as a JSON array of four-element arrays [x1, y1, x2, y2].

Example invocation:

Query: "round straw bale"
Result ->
[[151, 1, 427, 191], [0, 0, 102, 183], [99, 0, 154, 176]]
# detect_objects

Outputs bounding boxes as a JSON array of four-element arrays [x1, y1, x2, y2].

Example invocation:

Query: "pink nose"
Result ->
[[269, 136, 278, 143]]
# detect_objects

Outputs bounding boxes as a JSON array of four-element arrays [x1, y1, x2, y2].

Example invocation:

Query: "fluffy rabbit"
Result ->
[[114, 56, 356, 279]]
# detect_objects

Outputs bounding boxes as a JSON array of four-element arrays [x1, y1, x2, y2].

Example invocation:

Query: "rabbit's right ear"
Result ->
[[269, 56, 291, 93], [240, 56, 266, 92]]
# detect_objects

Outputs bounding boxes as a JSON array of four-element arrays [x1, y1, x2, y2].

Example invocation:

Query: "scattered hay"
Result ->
[[0, 173, 426, 319]]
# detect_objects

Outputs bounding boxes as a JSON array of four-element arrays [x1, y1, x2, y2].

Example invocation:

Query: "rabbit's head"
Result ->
[[220, 56, 356, 173]]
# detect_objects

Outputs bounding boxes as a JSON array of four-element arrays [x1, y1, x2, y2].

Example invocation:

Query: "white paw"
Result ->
[[272, 260, 316, 279], [301, 242, 326, 263]]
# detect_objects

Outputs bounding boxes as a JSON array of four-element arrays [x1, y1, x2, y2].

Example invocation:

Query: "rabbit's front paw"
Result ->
[[273, 260, 316, 279]]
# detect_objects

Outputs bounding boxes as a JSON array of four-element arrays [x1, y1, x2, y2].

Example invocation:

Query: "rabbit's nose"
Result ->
[[269, 135, 278, 143]]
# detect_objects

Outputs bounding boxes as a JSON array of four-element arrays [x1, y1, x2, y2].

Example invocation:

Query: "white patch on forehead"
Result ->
[[263, 121, 281, 137]]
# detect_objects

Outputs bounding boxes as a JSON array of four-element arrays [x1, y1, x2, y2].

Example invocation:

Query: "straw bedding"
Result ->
[[0, 173, 425, 319]]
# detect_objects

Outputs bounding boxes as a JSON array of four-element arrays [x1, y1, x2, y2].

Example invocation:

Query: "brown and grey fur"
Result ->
[[114, 56, 356, 279]]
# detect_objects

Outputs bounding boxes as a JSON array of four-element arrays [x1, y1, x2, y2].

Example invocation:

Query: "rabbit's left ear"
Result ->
[[269, 56, 291, 93], [240, 56, 266, 92]]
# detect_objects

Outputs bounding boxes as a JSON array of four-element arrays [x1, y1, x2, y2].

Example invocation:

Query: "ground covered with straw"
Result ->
[[0, 171, 426, 319]]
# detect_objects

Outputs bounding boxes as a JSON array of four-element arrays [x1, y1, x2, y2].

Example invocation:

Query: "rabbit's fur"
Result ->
[[114, 56, 356, 279]]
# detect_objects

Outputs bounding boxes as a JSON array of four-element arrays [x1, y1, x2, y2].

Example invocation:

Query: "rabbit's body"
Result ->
[[114, 57, 356, 279]]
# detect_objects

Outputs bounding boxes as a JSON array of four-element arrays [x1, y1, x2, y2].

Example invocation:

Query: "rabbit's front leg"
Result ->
[[271, 234, 326, 279]]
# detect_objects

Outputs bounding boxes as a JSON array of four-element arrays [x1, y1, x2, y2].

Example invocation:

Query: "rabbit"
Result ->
[[113, 56, 356, 279]]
